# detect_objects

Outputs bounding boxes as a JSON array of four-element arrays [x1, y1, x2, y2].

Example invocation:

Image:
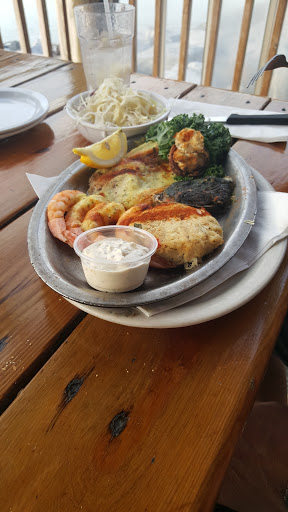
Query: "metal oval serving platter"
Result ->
[[28, 147, 257, 307]]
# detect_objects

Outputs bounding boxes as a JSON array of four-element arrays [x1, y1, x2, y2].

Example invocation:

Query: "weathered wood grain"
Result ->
[[14, 61, 87, 114], [263, 98, 288, 113], [0, 248, 287, 511], [182, 85, 270, 109], [0, 110, 87, 228], [130, 73, 196, 98], [233, 98, 288, 192], [233, 139, 288, 193], [0, 52, 67, 87], [0, 50, 16, 61], [0, 210, 85, 410]]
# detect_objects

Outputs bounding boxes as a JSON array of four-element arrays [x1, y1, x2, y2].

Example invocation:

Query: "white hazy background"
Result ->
[[0, 0, 287, 100]]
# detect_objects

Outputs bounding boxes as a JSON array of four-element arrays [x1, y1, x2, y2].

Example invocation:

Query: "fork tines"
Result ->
[[247, 64, 266, 88], [247, 54, 288, 88]]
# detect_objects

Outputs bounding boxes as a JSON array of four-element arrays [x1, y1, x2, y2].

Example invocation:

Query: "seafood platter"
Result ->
[[28, 82, 257, 308]]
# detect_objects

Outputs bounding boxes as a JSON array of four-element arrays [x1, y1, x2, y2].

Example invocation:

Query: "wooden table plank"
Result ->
[[182, 84, 270, 109], [0, 52, 68, 87], [0, 249, 287, 511], [262, 98, 288, 113], [0, 209, 85, 410], [130, 73, 196, 98], [0, 110, 87, 228], [0, 49, 16, 62], [15, 62, 87, 114], [233, 138, 288, 193], [208, 97, 288, 193]]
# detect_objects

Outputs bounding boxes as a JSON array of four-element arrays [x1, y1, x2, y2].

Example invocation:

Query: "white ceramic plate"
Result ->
[[0, 88, 49, 138], [65, 89, 170, 143], [66, 171, 287, 328]]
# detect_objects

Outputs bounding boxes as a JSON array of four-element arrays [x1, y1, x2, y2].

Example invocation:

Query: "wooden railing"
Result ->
[[0, 0, 287, 97]]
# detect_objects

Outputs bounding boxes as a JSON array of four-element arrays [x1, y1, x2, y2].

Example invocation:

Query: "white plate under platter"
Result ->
[[0, 87, 49, 138], [66, 170, 287, 328]]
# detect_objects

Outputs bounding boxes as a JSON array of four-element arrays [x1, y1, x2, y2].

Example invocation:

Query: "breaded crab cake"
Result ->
[[169, 128, 209, 177]]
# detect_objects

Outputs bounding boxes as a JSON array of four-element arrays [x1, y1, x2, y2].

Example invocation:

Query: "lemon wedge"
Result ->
[[73, 129, 127, 168]]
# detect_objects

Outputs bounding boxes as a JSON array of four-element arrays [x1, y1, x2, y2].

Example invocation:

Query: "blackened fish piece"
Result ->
[[158, 176, 235, 213]]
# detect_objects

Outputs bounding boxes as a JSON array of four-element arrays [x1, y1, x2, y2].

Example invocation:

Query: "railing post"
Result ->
[[232, 0, 254, 92], [55, 0, 71, 61], [153, 0, 167, 78], [12, 0, 31, 54], [36, 0, 53, 57], [255, 0, 287, 97], [129, 0, 137, 74], [178, 0, 192, 82], [201, 0, 222, 87]]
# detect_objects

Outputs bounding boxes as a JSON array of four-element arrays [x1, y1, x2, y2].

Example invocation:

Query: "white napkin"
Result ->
[[168, 99, 288, 143], [26, 173, 58, 198], [137, 190, 288, 317]]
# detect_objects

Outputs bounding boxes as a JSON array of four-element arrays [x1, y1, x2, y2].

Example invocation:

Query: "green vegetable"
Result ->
[[145, 113, 231, 164], [200, 122, 232, 165], [174, 164, 225, 182], [202, 164, 225, 178]]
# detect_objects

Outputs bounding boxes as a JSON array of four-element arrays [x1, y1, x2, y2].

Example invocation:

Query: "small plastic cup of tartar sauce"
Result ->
[[73, 225, 158, 293]]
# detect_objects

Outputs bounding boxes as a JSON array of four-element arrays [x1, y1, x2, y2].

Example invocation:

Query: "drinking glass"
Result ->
[[74, 3, 135, 90]]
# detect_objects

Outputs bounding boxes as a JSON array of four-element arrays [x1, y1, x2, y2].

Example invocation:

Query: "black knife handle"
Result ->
[[227, 113, 288, 125]]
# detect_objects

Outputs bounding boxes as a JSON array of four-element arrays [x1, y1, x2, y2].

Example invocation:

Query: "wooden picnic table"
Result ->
[[0, 49, 287, 512]]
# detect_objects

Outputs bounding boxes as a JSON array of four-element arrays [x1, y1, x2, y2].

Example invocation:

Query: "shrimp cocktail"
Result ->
[[74, 3, 135, 91]]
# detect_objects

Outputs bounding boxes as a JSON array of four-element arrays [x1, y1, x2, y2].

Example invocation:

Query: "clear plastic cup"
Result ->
[[74, 3, 135, 90], [74, 226, 158, 293]]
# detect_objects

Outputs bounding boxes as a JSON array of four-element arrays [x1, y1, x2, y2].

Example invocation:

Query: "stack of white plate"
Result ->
[[0, 88, 49, 139]]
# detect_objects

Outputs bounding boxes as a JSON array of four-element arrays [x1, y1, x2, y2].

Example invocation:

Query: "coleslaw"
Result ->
[[71, 77, 167, 128]]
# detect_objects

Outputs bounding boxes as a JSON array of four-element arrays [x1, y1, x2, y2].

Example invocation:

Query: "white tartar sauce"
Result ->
[[81, 237, 150, 293], [83, 237, 149, 262]]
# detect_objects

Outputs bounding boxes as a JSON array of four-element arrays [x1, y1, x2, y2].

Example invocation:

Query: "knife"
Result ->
[[206, 113, 288, 125]]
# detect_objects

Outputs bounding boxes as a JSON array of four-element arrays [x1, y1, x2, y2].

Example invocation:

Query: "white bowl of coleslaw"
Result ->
[[65, 78, 170, 143]]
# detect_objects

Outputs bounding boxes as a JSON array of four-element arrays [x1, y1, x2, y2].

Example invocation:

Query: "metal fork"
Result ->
[[247, 54, 288, 88]]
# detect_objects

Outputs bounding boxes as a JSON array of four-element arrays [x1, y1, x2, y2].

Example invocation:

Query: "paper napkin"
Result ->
[[168, 98, 288, 143], [26, 173, 57, 198]]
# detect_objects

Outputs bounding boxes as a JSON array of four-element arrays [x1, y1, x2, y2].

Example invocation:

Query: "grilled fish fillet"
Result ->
[[87, 141, 175, 209], [157, 176, 235, 212]]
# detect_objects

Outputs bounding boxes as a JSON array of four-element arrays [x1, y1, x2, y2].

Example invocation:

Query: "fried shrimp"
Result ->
[[47, 190, 85, 246], [65, 194, 107, 239], [82, 202, 125, 231]]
